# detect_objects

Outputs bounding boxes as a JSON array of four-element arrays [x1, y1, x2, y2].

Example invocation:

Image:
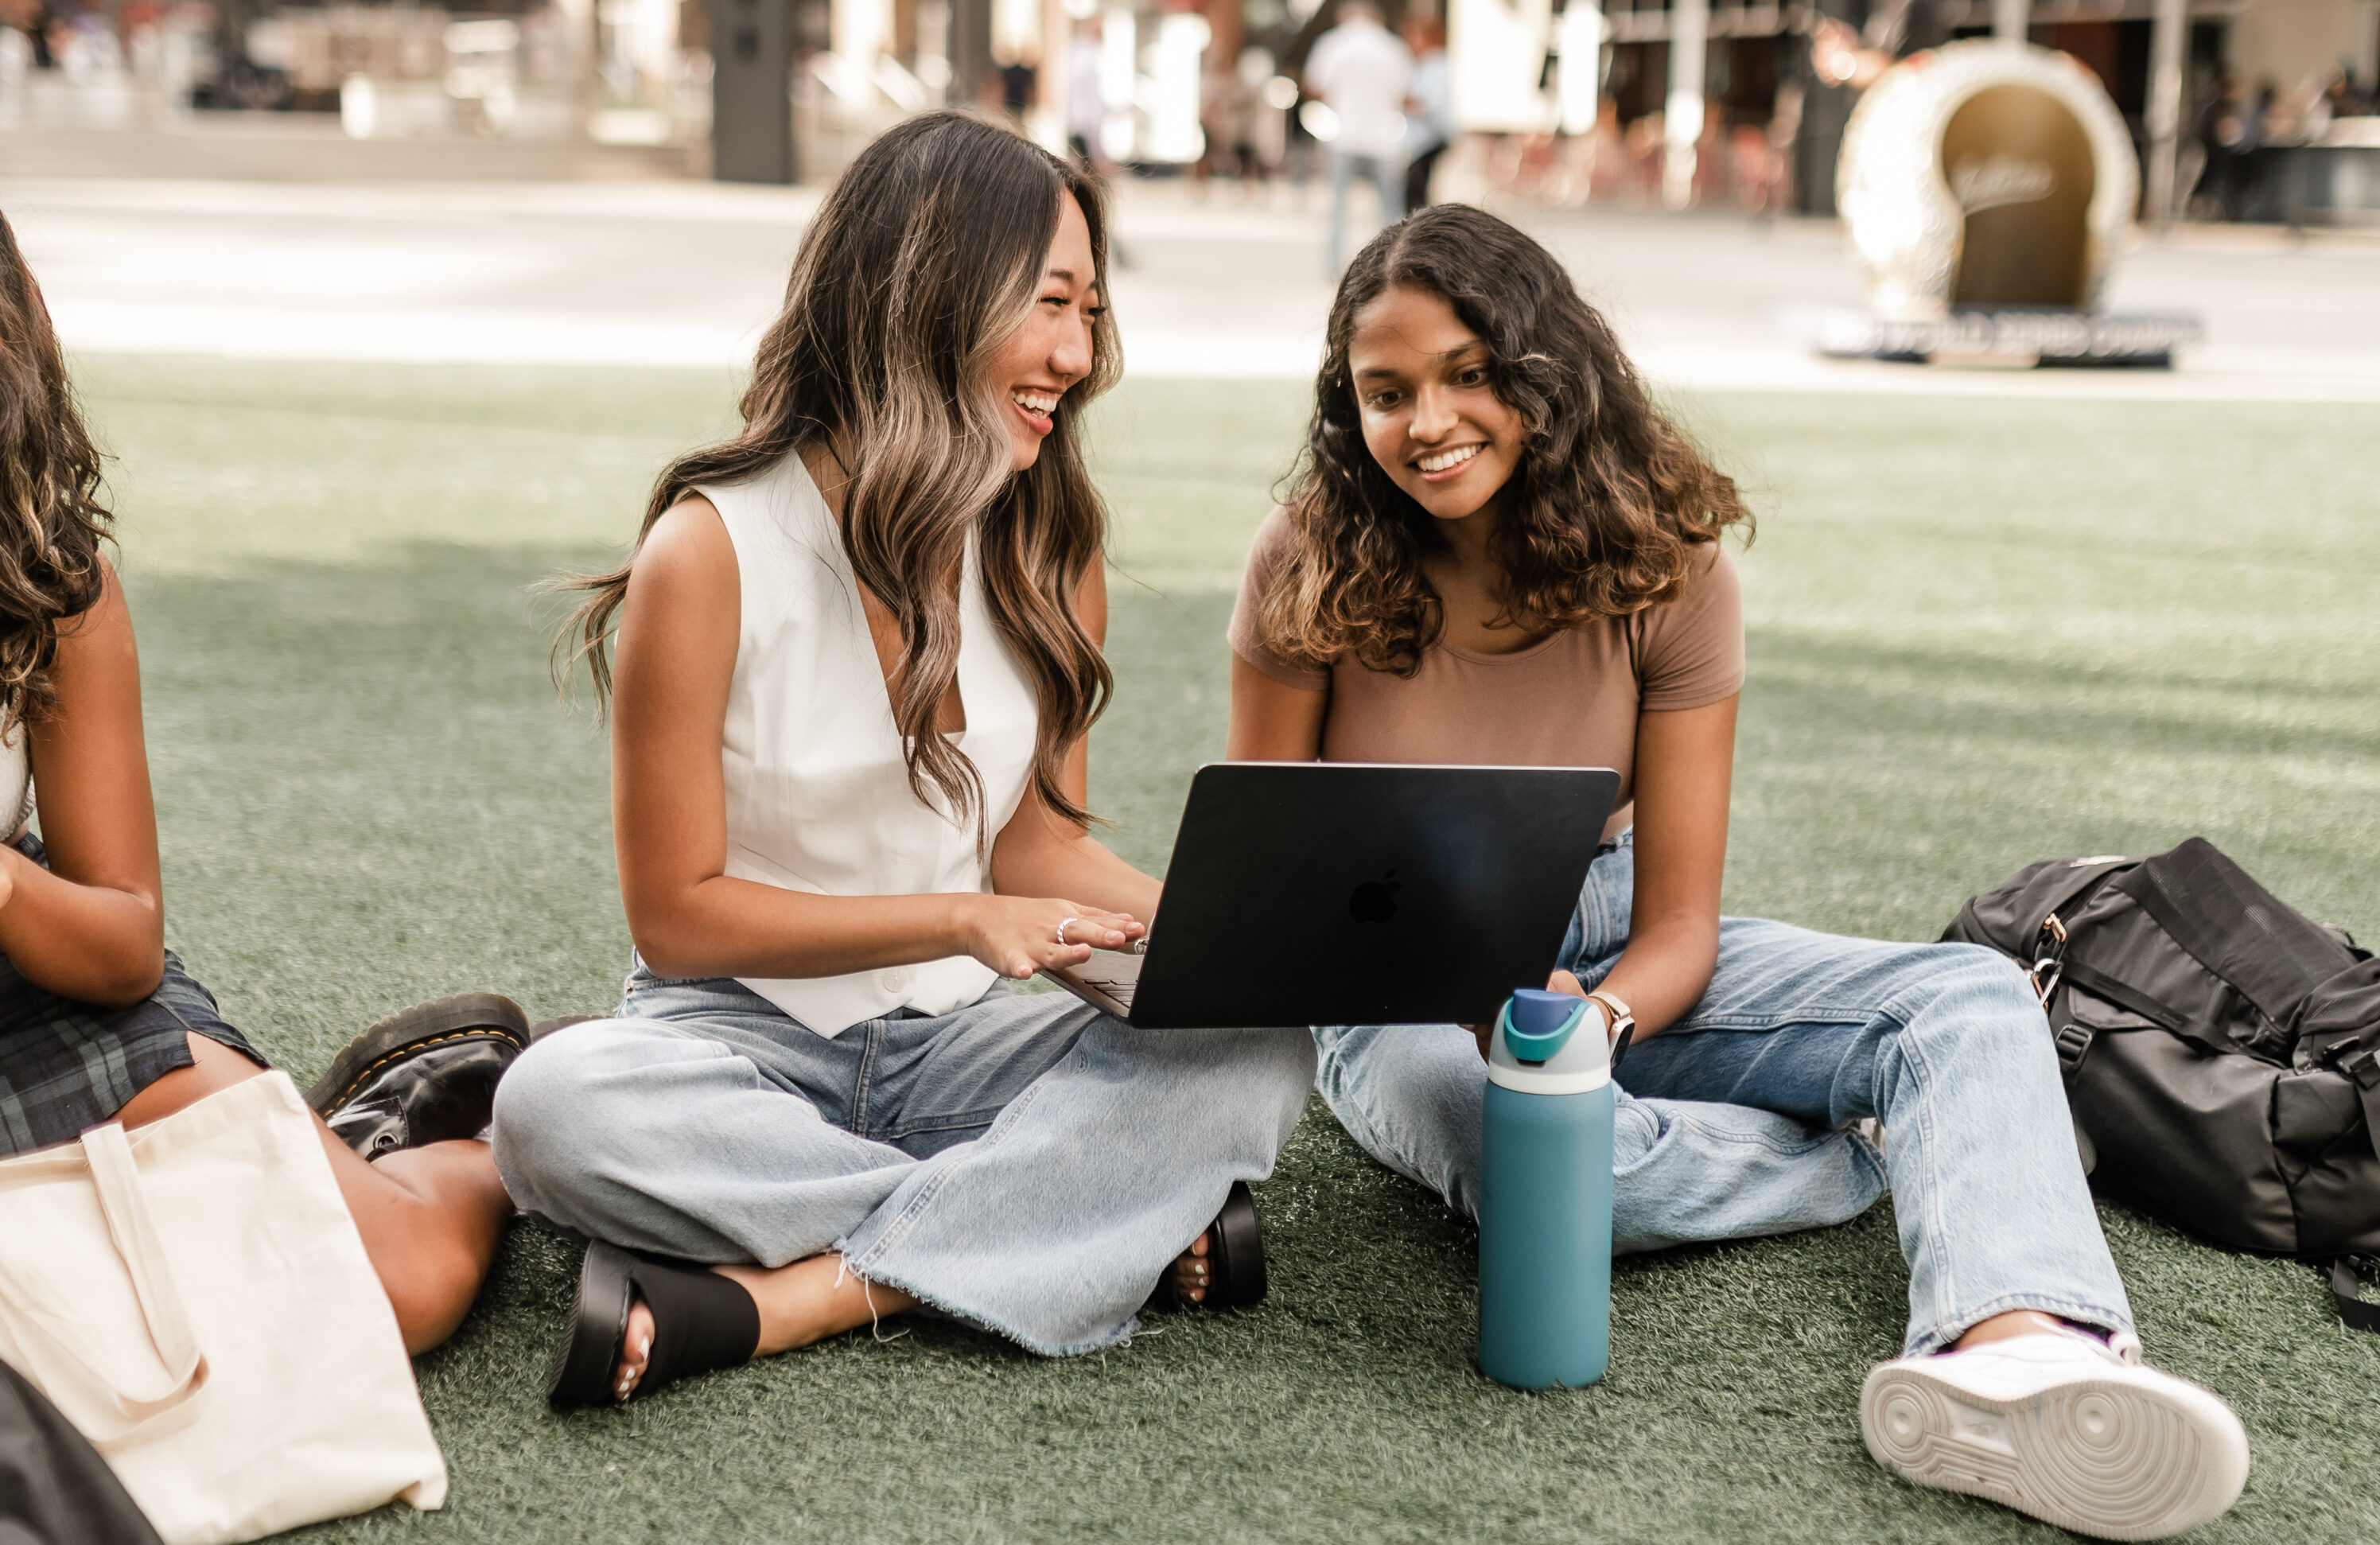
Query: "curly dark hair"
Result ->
[[1258, 203, 1751, 676], [0, 210, 111, 736]]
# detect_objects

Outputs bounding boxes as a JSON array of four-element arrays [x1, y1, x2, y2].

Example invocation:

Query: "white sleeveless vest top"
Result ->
[[698, 452, 1039, 1037]]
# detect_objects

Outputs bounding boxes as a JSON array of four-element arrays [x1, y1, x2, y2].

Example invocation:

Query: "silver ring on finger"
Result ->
[[1056, 916, 1080, 948]]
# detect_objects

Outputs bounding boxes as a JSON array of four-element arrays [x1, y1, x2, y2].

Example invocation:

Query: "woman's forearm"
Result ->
[[1585, 906, 1719, 1043], [0, 847, 165, 1006], [628, 878, 981, 983], [989, 831, 1163, 927], [1604, 698, 1736, 1041]]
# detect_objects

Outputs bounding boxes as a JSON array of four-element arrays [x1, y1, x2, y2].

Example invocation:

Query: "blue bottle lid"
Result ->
[[1501, 989, 1589, 1064]]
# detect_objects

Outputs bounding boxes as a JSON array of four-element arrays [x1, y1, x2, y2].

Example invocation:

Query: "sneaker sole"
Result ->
[[1860, 1358, 2249, 1541], [305, 991, 531, 1117]]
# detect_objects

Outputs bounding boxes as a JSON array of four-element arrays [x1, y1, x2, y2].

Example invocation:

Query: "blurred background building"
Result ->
[[2, 0, 2374, 221]]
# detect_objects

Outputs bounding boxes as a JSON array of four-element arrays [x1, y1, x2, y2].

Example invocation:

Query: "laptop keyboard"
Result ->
[[1072, 955, 1140, 1009]]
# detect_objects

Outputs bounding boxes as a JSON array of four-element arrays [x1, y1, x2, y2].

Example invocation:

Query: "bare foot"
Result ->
[[1164, 1229, 1211, 1306], [609, 1235, 1223, 1395], [612, 1252, 917, 1401], [616, 1300, 658, 1403]]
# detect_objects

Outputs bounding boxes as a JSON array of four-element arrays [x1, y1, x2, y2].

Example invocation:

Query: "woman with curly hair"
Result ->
[[1229, 204, 2250, 1540], [0, 210, 527, 1354]]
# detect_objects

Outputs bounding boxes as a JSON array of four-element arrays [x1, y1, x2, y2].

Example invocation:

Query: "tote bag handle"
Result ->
[[0, 1122, 208, 1442]]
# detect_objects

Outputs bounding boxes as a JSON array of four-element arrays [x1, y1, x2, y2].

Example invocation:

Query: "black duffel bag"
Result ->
[[1942, 837, 2380, 1332]]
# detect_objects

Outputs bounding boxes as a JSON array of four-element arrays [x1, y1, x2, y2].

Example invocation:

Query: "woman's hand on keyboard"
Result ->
[[957, 896, 1145, 980]]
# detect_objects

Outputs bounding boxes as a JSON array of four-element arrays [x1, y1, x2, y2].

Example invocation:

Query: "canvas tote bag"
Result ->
[[0, 1070, 447, 1543]]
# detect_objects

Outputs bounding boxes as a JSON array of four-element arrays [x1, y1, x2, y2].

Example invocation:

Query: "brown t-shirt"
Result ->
[[1227, 507, 1744, 811]]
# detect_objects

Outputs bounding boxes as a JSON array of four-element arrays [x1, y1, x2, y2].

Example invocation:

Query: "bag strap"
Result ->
[[2051, 960, 2238, 1067], [2343, 1044, 2380, 1159], [2114, 839, 2355, 1029], [80, 1123, 207, 1406], [0, 1125, 209, 1443], [2325, 1257, 2380, 1334]]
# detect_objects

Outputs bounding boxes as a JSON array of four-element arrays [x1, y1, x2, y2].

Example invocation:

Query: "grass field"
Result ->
[[70, 355, 2380, 1543]]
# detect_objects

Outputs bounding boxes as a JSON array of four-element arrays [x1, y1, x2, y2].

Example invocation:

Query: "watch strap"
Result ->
[[1585, 990, 1635, 1073]]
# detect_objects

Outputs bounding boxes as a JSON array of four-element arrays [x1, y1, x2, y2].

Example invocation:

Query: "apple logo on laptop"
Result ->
[[1348, 870, 1402, 924]]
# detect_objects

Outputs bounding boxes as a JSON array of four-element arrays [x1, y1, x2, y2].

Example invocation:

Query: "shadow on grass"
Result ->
[[1756, 630, 2380, 761], [113, 541, 2380, 1545]]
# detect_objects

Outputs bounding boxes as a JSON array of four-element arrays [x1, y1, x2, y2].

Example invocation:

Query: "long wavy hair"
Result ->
[[1257, 204, 1751, 676], [562, 111, 1119, 832], [0, 212, 112, 737]]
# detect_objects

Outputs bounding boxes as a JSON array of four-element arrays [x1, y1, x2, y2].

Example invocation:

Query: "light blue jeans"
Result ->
[[1328, 149, 1406, 272], [1315, 835, 2134, 1356], [492, 970, 1315, 1356]]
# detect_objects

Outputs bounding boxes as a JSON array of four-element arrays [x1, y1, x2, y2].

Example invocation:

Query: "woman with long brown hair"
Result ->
[[1230, 204, 2250, 1539], [0, 210, 528, 1356], [494, 112, 1312, 1405]]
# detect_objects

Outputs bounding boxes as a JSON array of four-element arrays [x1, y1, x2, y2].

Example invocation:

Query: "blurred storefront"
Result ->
[[2, 0, 2370, 217], [790, 0, 1300, 176], [791, 0, 2376, 217], [0, 0, 710, 149], [1433, 0, 2378, 221]]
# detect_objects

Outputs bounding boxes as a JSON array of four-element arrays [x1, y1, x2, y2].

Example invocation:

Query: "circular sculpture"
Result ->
[[1838, 41, 2138, 321]]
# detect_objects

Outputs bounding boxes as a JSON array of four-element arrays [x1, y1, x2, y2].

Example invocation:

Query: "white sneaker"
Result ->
[[1860, 1329, 2249, 1540]]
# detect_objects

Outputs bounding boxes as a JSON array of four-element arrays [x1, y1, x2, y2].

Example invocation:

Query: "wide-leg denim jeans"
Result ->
[[1315, 835, 2134, 1356], [493, 969, 1315, 1357]]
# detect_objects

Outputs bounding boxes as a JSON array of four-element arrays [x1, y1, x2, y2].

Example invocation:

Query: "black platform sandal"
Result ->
[[547, 1241, 763, 1407], [1155, 1180, 1268, 1311]]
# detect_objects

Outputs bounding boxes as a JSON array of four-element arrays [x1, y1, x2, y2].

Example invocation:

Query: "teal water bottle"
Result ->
[[1478, 987, 1616, 1389]]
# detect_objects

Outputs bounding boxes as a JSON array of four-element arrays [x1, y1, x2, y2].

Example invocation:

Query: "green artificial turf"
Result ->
[[65, 354, 2380, 1543]]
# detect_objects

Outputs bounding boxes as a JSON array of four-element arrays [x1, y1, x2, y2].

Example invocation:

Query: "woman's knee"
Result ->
[[1265, 1024, 1320, 1089], [376, 1226, 489, 1355], [1927, 944, 2047, 1017], [1887, 944, 2057, 1064], [489, 1022, 667, 1197], [1313, 1025, 1484, 1198], [1225, 1026, 1320, 1134]]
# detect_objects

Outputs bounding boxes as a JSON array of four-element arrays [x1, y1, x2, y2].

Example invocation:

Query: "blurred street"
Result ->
[[10, 173, 2380, 400]]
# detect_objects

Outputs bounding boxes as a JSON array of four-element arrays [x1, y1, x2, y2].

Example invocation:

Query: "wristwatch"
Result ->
[[1585, 989, 1635, 1072]]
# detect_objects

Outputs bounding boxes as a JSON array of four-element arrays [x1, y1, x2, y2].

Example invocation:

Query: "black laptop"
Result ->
[[1043, 763, 1620, 1029]]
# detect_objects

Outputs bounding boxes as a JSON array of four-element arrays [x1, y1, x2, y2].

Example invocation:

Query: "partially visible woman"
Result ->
[[0, 210, 523, 1354], [1228, 204, 2250, 1541], [493, 112, 1312, 1405]]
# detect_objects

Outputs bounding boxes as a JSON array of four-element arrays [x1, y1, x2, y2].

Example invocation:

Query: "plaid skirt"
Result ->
[[0, 833, 266, 1158]]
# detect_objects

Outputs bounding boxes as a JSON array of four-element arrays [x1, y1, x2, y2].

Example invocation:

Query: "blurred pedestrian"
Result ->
[[1806, 0, 1946, 91], [0, 26, 20, 126], [1799, 0, 1947, 213], [1401, 17, 1452, 211], [1197, 53, 1244, 186], [0, 0, 47, 69], [2188, 72, 2241, 219], [998, 57, 1036, 124], [2228, 81, 2276, 217], [1229, 45, 1281, 185], [1067, 18, 1105, 170], [2243, 80, 2273, 145], [1305, 0, 1411, 273]]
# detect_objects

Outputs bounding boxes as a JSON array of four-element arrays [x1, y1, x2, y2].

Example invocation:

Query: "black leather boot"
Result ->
[[307, 992, 531, 1161]]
